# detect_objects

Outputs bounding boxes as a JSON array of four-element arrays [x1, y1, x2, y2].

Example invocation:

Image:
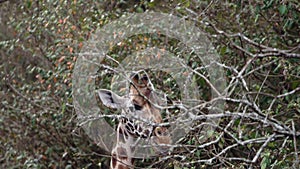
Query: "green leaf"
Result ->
[[27, 0, 32, 8], [136, 7, 144, 13], [261, 152, 271, 169], [279, 5, 287, 15], [220, 46, 227, 55], [195, 150, 201, 157]]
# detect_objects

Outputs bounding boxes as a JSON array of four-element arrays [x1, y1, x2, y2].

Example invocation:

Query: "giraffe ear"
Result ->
[[98, 89, 127, 109]]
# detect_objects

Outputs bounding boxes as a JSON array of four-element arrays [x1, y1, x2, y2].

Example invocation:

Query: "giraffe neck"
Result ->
[[106, 71, 171, 168], [110, 123, 135, 169]]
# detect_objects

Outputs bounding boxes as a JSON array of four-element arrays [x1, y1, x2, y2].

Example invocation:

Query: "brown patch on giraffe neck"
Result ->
[[111, 157, 134, 169], [111, 149, 134, 169], [111, 156, 117, 169]]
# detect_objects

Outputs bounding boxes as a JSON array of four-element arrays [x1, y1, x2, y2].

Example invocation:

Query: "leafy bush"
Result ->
[[1, 0, 299, 168]]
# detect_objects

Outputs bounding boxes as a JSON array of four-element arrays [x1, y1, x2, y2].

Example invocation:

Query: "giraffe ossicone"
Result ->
[[98, 71, 172, 169]]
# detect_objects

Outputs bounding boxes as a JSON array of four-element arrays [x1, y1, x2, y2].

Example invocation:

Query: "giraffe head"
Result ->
[[98, 71, 171, 155]]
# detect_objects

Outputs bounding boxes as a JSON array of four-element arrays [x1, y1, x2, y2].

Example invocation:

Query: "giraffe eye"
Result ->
[[128, 104, 142, 112], [133, 104, 142, 111]]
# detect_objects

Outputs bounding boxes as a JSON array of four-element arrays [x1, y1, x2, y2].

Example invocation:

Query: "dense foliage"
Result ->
[[1, 0, 299, 168]]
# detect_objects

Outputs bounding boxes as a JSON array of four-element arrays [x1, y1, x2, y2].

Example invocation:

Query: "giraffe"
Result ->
[[98, 71, 171, 169]]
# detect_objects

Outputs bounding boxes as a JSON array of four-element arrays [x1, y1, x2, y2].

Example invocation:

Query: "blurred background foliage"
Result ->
[[0, 0, 299, 168]]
